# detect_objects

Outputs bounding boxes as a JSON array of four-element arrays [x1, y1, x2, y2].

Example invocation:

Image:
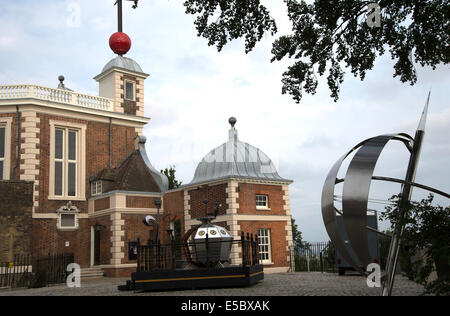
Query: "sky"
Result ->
[[1, 0, 449, 241]]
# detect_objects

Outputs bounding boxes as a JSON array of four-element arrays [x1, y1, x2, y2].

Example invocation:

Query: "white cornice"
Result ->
[[94, 67, 149, 82], [167, 177, 292, 193], [0, 101, 149, 126], [185, 214, 291, 226], [89, 208, 160, 218], [88, 190, 163, 201]]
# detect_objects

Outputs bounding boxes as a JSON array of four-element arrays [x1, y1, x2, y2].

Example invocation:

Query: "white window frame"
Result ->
[[91, 180, 102, 196], [255, 194, 269, 210], [57, 213, 79, 230], [53, 127, 78, 197], [49, 121, 86, 200], [124, 80, 135, 101], [258, 228, 272, 264], [0, 118, 12, 181], [56, 202, 80, 231]]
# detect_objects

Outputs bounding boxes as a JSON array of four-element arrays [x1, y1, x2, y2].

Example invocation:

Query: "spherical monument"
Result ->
[[109, 32, 131, 56]]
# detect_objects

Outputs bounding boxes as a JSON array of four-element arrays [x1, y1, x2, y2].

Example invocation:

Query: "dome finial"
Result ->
[[57, 75, 72, 91], [228, 117, 237, 128]]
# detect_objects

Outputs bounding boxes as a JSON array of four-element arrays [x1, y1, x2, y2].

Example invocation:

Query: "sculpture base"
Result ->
[[118, 264, 264, 292]]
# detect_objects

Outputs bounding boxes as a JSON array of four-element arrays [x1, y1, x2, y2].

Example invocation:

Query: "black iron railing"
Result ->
[[137, 241, 177, 272], [294, 241, 336, 272], [31, 253, 74, 288], [0, 254, 32, 289], [241, 232, 260, 266], [0, 253, 75, 289], [136, 233, 261, 272]]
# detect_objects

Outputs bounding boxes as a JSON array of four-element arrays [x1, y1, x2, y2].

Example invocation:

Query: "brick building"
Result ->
[[162, 118, 295, 274], [0, 36, 294, 277]]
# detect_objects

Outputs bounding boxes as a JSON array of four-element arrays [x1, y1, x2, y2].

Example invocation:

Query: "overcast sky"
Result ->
[[1, 0, 449, 241]]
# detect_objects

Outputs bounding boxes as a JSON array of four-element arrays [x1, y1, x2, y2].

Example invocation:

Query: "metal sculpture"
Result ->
[[193, 216, 233, 266], [321, 92, 449, 295]]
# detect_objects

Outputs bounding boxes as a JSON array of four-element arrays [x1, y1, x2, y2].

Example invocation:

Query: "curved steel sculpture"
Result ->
[[321, 92, 450, 295], [321, 133, 413, 272]]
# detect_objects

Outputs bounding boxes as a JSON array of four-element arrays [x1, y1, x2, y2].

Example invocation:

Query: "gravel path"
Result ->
[[0, 272, 425, 296]]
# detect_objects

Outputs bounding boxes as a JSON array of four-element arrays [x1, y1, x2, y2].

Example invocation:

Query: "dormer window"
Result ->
[[125, 80, 135, 101], [91, 180, 102, 196]]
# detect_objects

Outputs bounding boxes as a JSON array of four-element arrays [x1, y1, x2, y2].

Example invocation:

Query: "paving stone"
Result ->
[[0, 272, 425, 296]]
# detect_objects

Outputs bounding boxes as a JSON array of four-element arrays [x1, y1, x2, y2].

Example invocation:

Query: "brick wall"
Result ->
[[0, 181, 33, 262], [163, 190, 184, 216], [163, 190, 185, 242], [31, 218, 92, 267], [36, 113, 137, 214], [94, 197, 110, 211], [29, 113, 137, 267], [121, 214, 153, 264], [126, 196, 158, 208], [237, 183, 285, 215], [239, 220, 289, 268], [188, 184, 228, 219]]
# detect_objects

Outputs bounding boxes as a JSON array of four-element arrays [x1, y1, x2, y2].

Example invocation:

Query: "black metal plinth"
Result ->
[[118, 264, 264, 292]]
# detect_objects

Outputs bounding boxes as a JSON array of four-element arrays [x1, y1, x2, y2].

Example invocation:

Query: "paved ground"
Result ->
[[0, 272, 425, 296]]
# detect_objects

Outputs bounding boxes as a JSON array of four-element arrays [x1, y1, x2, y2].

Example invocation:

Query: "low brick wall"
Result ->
[[0, 181, 33, 262]]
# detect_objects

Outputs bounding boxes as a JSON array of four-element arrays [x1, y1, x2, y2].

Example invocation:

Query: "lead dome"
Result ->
[[101, 55, 145, 75], [189, 118, 291, 185]]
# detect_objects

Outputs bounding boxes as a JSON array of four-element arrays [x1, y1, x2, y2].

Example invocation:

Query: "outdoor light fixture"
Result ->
[[142, 215, 156, 227], [154, 199, 162, 209], [93, 222, 104, 232]]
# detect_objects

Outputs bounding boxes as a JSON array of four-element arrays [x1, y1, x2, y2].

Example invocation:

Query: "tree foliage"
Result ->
[[381, 194, 450, 296], [184, 0, 450, 103], [184, 0, 277, 53], [291, 218, 305, 252], [161, 166, 182, 190]]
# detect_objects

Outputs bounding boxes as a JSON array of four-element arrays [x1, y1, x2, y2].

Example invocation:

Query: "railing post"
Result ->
[[148, 240, 153, 271], [156, 240, 160, 270], [250, 233, 253, 265], [137, 243, 141, 272], [10, 255, 14, 288], [171, 236, 176, 270], [255, 234, 260, 264], [28, 85, 35, 99], [249, 234, 253, 265], [320, 252, 323, 274], [240, 232, 245, 267], [205, 232, 209, 267]]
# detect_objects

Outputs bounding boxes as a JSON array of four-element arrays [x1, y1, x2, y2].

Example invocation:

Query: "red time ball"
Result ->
[[109, 32, 131, 56]]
